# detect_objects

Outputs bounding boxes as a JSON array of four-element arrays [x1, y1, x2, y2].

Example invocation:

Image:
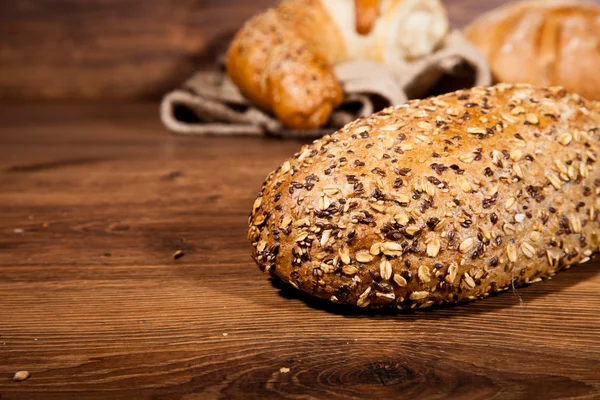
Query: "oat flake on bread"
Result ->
[[248, 84, 600, 309]]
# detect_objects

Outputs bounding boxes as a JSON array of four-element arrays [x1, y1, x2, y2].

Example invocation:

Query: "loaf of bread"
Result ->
[[226, 0, 448, 130], [465, 0, 600, 101], [248, 84, 600, 309]]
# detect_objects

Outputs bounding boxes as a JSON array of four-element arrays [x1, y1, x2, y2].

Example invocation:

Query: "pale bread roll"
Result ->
[[465, 0, 600, 100]]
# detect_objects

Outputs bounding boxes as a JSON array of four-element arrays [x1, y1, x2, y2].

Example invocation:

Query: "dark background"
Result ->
[[0, 0, 507, 100]]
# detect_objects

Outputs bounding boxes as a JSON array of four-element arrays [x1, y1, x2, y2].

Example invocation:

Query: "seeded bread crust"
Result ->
[[248, 84, 600, 309]]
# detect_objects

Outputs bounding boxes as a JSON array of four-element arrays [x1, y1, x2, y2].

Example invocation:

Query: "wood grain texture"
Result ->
[[0, 103, 599, 399], [0, 0, 511, 100]]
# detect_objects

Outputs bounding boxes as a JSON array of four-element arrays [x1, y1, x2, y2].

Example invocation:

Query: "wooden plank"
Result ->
[[0, 0, 276, 100], [0, 103, 599, 399], [0, 0, 511, 100]]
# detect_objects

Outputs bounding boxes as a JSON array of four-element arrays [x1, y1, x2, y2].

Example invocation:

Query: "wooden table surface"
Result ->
[[0, 102, 599, 399]]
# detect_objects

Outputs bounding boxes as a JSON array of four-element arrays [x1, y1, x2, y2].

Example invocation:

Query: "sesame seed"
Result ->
[[547, 249, 558, 266], [426, 237, 441, 257], [458, 177, 474, 193], [587, 150, 597, 161], [521, 242, 535, 258], [13, 371, 30, 382], [467, 127, 487, 135], [417, 121, 433, 130], [569, 215, 582, 233], [320, 263, 335, 274], [376, 292, 396, 302], [445, 263, 458, 283], [405, 226, 420, 236], [510, 149, 523, 162], [342, 265, 358, 275], [511, 106, 525, 115], [434, 218, 447, 231], [513, 163, 525, 179], [355, 250, 374, 263], [294, 231, 308, 242], [357, 287, 371, 307], [394, 194, 411, 205], [322, 186, 339, 196], [253, 215, 266, 226], [409, 291, 429, 300], [459, 238, 475, 253], [383, 136, 395, 148], [530, 231, 541, 242], [394, 213, 409, 225], [252, 197, 262, 211], [526, 113, 539, 124], [294, 218, 310, 227], [418, 265, 431, 283], [393, 273, 408, 287], [382, 242, 402, 251], [557, 133, 572, 146], [370, 203, 387, 213], [280, 216, 292, 229], [339, 247, 351, 265], [547, 173, 562, 190], [297, 149, 311, 162], [459, 152, 476, 164], [463, 272, 476, 288], [555, 159, 568, 174], [503, 223, 516, 235], [173, 250, 185, 260], [480, 226, 492, 240], [370, 242, 382, 256], [380, 259, 392, 280], [507, 243, 517, 262], [320, 230, 331, 247], [318, 195, 331, 211], [381, 242, 402, 257], [505, 197, 516, 210]]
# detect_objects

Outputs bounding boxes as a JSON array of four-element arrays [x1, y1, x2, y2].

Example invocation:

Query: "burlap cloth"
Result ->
[[160, 31, 491, 138]]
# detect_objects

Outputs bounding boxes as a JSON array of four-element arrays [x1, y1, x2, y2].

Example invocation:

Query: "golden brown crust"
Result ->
[[465, 0, 600, 100], [355, 0, 381, 35], [249, 84, 600, 309], [225, 0, 346, 130]]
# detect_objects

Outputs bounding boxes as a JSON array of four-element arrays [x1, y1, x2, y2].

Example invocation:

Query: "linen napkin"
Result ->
[[160, 31, 491, 138]]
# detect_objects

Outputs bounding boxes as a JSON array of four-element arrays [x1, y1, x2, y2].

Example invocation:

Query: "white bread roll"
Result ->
[[321, 0, 449, 64]]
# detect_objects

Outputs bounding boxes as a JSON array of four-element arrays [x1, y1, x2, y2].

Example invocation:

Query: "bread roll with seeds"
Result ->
[[226, 0, 448, 130], [248, 84, 600, 309]]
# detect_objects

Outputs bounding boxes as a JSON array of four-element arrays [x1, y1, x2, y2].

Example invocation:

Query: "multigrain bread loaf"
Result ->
[[248, 84, 600, 309], [465, 0, 600, 101], [226, 0, 448, 130]]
